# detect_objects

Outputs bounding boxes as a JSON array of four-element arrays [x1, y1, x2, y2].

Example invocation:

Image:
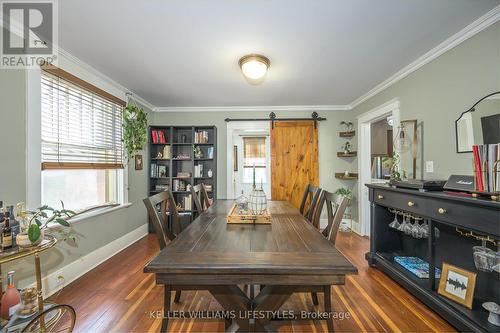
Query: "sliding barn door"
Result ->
[[270, 121, 319, 208]]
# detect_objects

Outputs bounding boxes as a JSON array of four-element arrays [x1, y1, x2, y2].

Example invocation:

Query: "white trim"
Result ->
[[155, 105, 351, 112], [357, 99, 400, 237], [23, 224, 148, 298], [67, 202, 132, 225], [57, 49, 156, 111], [226, 121, 271, 199], [350, 6, 500, 108]]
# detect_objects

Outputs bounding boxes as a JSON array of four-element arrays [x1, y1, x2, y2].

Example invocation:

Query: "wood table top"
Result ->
[[145, 200, 357, 276]]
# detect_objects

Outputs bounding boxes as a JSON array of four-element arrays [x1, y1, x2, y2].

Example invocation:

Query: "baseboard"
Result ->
[[26, 224, 149, 298], [319, 218, 357, 231]]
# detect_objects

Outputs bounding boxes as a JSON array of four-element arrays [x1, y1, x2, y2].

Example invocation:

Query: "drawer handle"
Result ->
[[438, 208, 447, 214], [407, 201, 415, 207], [377, 195, 384, 199]]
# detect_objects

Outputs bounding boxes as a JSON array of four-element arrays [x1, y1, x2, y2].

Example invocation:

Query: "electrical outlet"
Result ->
[[426, 161, 434, 173]]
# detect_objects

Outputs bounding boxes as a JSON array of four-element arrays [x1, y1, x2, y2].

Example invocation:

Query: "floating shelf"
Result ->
[[337, 151, 357, 157], [339, 131, 355, 138], [335, 172, 358, 180]]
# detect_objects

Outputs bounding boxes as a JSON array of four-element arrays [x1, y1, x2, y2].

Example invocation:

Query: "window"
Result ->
[[242, 137, 267, 183], [41, 67, 125, 211]]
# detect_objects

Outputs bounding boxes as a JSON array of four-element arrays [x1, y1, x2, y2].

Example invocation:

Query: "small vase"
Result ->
[[16, 230, 44, 248], [207, 169, 213, 178]]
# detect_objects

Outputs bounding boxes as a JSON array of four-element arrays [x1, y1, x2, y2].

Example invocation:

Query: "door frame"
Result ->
[[226, 121, 270, 199], [356, 98, 400, 236]]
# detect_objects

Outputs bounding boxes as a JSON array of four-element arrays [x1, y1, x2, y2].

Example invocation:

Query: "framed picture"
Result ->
[[134, 155, 143, 170], [438, 263, 476, 309]]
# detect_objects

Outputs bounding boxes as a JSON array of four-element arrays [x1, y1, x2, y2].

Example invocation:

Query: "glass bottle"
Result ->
[[2, 212, 12, 250], [1, 271, 21, 319]]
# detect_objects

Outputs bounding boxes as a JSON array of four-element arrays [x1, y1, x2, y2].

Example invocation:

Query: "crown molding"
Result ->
[[350, 5, 500, 109], [154, 105, 352, 112], [57, 48, 156, 111]]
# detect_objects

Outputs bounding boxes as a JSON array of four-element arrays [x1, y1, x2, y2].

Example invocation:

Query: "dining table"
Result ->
[[144, 200, 358, 332]]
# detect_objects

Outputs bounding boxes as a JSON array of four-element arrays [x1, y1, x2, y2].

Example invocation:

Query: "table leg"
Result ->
[[34, 254, 44, 312], [208, 285, 252, 332], [161, 285, 171, 333], [323, 285, 334, 332], [252, 285, 294, 330]]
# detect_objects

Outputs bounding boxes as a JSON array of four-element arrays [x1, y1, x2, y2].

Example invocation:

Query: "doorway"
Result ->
[[357, 99, 400, 236], [226, 122, 271, 199]]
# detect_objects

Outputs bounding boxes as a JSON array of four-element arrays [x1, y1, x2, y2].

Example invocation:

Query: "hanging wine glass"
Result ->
[[388, 210, 401, 229], [411, 217, 422, 239], [397, 214, 407, 232], [403, 214, 413, 235], [421, 220, 429, 238]]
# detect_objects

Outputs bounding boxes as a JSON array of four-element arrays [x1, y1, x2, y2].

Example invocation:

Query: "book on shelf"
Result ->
[[151, 130, 167, 144], [207, 147, 214, 159], [158, 130, 166, 144], [182, 195, 192, 211], [204, 184, 213, 192], [394, 256, 441, 279], [194, 130, 209, 144], [172, 179, 188, 191], [194, 164, 203, 178], [472, 143, 499, 192], [150, 164, 168, 178], [155, 184, 169, 191], [151, 130, 158, 144]]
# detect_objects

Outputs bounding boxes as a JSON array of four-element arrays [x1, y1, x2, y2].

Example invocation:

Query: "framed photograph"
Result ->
[[438, 263, 476, 309], [134, 155, 143, 170]]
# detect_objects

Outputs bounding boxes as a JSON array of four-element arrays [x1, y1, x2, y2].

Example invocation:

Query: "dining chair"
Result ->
[[143, 189, 196, 303], [299, 184, 322, 224], [191, 183, 211, 215], [298, 190, 349, 332]]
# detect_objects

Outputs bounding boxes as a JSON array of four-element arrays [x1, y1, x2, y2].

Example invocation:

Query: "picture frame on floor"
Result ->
[[438, 262, 476, 309]]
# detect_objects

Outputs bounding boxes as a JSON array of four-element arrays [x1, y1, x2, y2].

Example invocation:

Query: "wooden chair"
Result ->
[[143, 190, 194, 304], [299, 190, 349, 332], [191, 183, 211, 215], [299, 184, 322, 224]]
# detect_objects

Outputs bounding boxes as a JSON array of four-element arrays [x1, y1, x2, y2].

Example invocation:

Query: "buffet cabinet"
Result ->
[[366, 184, 500, 332]]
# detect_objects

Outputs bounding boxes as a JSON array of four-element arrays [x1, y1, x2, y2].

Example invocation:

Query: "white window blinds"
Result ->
[[41, 70, 124, 170]]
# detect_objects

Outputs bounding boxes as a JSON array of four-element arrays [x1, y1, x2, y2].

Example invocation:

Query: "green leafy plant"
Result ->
[[340, 121, 354, 131], [389, 153, 401, 182], [341, 141, 351, 152], [19, 201, 76, 243], [335, 187, 353, 201], [123, 104, 148, 159]]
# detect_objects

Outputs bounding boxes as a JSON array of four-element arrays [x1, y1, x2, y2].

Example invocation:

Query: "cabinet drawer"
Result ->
[[373, 189, 428, 215], [427, 200, 500, 237]]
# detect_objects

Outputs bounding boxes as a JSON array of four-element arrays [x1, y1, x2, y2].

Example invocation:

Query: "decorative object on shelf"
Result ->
[[455, 91, 500, 153], [483, 302, 500, 326], [389, 153, 402, 182], [16, 202, 76, 246], [335, 172, 358, 180], [181, 134, 187, 143], [341, 141, 352, 154], [1, 270, 21, 319], [393, 119, 417, 179], [207, 169, 213, 178], [123, 96, 148, 160], [193, 145, 203, 159], [134, 155, 143, 170], [471, 144, 499, 200], [344, 170, 349, 177], [394, 256, 441, 279], [472, 242, 498, 272], [162, 145, 171, 159], [158, 165, 167, 178], [340, 121, 354, 132], [156, 151, 163, 159], [438, 263, 476, 309], [186, 184, 192, 192], [175, 153, 190, 160], [176, 172, 191, 178], [17, 287, 38, 318]]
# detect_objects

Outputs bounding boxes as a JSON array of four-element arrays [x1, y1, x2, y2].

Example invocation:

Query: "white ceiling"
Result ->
[[58, 0, 499, 109]]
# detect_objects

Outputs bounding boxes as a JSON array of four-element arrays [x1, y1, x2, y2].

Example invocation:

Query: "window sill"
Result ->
[[66, 202, 132, 225]]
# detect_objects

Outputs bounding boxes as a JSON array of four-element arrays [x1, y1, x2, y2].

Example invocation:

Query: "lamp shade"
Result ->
[[239, 54, 270, 81]]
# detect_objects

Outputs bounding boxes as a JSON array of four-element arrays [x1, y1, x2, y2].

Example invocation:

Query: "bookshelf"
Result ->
[[148, 126, 217, 227]]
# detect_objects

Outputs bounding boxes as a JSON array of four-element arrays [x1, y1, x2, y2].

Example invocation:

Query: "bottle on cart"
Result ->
[[2, 211, 12, 250], [0, 271, 21, 319]]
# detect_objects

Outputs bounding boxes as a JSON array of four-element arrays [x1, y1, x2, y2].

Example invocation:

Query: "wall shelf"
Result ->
[[339, 131, 355, 137], [337, 151, 357, 157], [335, 172, 358, 180]]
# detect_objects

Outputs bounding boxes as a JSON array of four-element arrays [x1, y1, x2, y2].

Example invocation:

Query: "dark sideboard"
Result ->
[[366, 184, 500, 332]]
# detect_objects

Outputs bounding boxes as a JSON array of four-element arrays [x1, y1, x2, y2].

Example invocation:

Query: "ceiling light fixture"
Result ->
[[239, 54, 270, 83]]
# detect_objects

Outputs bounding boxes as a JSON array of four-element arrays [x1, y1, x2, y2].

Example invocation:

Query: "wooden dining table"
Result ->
[[144, 200, 357, 332]]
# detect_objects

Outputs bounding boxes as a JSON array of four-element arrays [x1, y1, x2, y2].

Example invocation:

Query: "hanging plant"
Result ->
[[123, 104, 148, 159]]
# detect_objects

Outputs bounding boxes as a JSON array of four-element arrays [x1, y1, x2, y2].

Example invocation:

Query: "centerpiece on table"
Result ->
[[248, 164, 267, 215]]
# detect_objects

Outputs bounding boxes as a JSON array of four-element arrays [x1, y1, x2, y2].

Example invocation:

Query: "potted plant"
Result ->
[[16, 201, 76, 247], [341, 141, 352, 154], [335, 187, 353, 231], [123, 104, 148, 160], [340, 121, 354, 132], [335, 187, 353, 204]]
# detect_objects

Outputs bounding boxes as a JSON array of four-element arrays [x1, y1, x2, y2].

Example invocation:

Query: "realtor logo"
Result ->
[[1, 0, 58, 68]]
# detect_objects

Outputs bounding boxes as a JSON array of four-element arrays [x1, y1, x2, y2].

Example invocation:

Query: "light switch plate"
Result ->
[[426, 161, 434, 173]]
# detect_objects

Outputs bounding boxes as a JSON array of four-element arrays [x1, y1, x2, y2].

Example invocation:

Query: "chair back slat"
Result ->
[[191, 183, 211, 214], [143, 189, 181, 250], [299, 184, 321, 222], [320, 192, 349, 244]]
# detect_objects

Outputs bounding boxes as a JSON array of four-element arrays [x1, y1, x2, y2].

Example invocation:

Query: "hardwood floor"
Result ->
[[49, 232, 456, 332]]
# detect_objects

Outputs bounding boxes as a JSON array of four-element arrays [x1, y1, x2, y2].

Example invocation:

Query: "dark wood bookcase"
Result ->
[[147, 125, 217, 229]]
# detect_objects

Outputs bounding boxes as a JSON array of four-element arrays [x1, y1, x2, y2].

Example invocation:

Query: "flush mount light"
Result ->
[[239, 54, 270, 83]]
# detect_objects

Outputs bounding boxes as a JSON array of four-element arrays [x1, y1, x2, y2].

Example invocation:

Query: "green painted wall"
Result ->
[[351, 22, 500, 179], [0, 70, 151, 288]]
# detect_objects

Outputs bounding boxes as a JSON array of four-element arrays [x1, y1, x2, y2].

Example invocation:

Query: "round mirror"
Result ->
[[456, 92, 500, 153]]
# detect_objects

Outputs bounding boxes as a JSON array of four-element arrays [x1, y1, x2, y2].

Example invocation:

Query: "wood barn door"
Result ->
[[270, 121, 319, 208]]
